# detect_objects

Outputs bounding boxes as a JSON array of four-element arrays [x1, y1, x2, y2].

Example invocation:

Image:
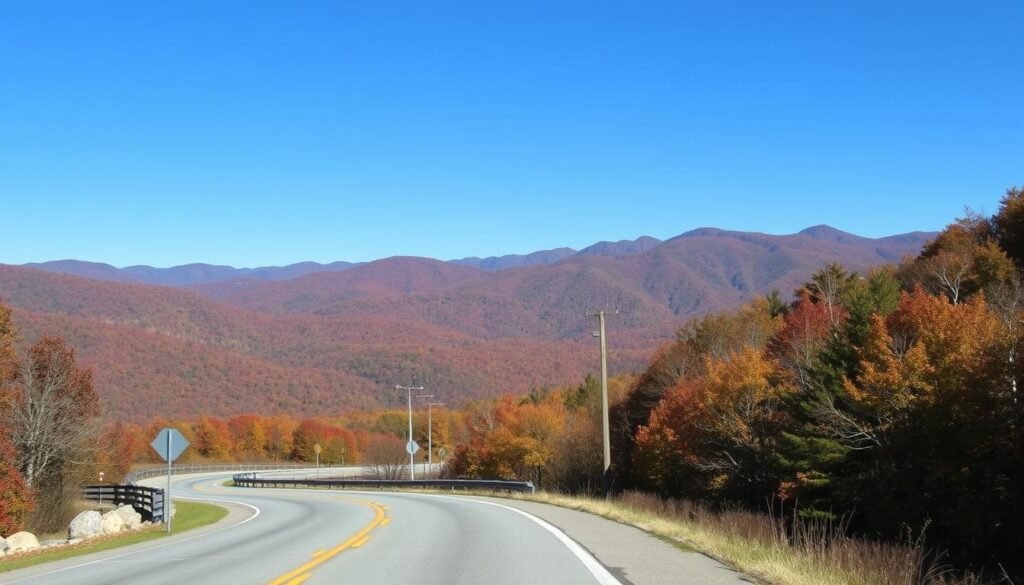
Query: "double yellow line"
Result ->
[[268, 498, 388, 585]]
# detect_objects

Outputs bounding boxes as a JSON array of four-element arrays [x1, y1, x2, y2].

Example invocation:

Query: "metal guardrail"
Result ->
[[232, 473, 535, 493], [82, 484, 166, 522], [124, 463, 343, 484]]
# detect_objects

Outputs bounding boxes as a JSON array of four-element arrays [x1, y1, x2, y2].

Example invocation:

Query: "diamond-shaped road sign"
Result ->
[[151, 427, 190, 462], [406, 440, 421, 456]]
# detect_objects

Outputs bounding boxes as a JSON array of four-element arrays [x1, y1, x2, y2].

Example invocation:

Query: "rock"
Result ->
[[114, 505, 142, 529], [69, 510, 103, 539], [100, 510, 125, 534], [0, 535, 7, 553], [67, 538, 82, 546], [6, 531, 40, 553], [41, 539, 65, 548]]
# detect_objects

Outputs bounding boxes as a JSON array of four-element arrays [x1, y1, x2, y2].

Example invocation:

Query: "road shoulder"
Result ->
[[476, 496, 750, 585]]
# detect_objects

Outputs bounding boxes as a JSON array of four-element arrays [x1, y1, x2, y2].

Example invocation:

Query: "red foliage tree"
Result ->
[[0, 432, 33, 535]]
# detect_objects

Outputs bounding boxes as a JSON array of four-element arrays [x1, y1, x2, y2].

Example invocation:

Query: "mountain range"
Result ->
[[2, 225, 935, 421]]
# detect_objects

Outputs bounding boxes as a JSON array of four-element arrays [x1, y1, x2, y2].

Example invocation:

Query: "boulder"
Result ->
[[41, 539, 66, 548], [69, 510, 103, 539], [100, 510, 125, 535], [6, 531, 40, 553], [114, 505, 142, 530], [0, 535, 7, 553]]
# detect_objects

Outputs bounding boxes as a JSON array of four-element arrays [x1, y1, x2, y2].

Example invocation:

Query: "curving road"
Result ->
[[0, 473, 744, 585]]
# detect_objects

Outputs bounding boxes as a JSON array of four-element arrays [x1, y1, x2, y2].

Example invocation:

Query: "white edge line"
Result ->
[[1, 485, 260, 584], [432, 495, 624, 585]]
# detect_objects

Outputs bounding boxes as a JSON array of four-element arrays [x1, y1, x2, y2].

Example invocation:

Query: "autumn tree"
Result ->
[[0, 303, 17, 396], [0, 336, 100, 531], [289, 419, 357, 465], [635, 347, 786, 502], [993, 186, 1024, 268], [0, 433, 33, 535], [900, 209, 1014, 303], [772, 267, 901, 516], [769, 292, 838, 393], [633, 379, 702, 495], [364, 435, 408, 480], [192, 417, 233, 460], [228, 414, 267, 461], [795, 263, 861, 326], [3, 336, 100, 487], [845, 289, 1020, 570], [676, 297, 783, 358], [92, 422, 145, 483], [263, 415, 297, 461], [0, 305, 34, 532], [615, 298, 781, 489]]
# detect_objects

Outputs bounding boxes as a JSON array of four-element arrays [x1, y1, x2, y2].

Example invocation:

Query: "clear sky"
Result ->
[[1, 1, 1021, 267]]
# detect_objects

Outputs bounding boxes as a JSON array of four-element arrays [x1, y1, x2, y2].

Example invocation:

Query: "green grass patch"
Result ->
[[0, 501, 228, 574]]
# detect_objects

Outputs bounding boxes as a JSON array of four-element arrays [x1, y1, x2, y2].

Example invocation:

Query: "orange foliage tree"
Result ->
[[635, 347, 786, 500]]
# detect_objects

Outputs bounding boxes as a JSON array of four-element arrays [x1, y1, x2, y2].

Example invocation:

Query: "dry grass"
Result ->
[[514, 491, 1002, 585]]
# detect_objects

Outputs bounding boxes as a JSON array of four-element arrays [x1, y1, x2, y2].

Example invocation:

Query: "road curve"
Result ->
[[0, 473, 622, 585]]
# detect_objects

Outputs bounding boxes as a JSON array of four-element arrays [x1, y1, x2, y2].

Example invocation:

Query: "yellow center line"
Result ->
[[311, 549, 327, 558], [350, 536, 371, 549], [282, 574, 312, 585], [380, 517, 392, 526], [268, 498, 387, 585]]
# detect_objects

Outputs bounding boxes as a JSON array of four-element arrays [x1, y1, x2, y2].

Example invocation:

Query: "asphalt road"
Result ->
[[0, 473, 745, 585]]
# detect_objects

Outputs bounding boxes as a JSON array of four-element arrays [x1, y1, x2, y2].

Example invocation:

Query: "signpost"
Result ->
[[314, 443, 322, 479], [150, 427, 190, 534], [395, 385, 425, 480], [406, 439, 420, 479]]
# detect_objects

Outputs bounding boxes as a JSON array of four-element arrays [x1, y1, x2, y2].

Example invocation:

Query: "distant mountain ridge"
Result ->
[[19, 226, 932, 287], [451, 247, 577, 270], [23, 259, 360, 286], [0, 225, 938, 421]]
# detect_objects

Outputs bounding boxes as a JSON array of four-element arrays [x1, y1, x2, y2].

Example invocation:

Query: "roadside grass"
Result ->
[[0, 501, 227, 574], [514, 491, 990, 585]]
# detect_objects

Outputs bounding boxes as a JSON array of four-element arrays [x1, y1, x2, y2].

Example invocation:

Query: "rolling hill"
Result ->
[[24, 259, 360, 286], [1, 226, 934, 421]]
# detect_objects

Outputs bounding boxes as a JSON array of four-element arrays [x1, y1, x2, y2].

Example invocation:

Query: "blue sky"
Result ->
[[1, 1, 1021, 267]]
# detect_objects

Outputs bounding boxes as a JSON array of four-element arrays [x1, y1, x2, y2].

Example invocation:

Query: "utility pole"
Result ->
[[590, 310, 615, 498], [427, 402, 444, 478], [416, 394, 435, 478], [395, 385, 424, 480]]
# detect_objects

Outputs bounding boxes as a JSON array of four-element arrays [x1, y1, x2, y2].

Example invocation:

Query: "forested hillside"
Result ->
[[0, 226, 931, 420]]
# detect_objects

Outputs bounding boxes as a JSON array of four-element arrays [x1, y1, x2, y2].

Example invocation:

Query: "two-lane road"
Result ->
[[0, 473, 622, 585]]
